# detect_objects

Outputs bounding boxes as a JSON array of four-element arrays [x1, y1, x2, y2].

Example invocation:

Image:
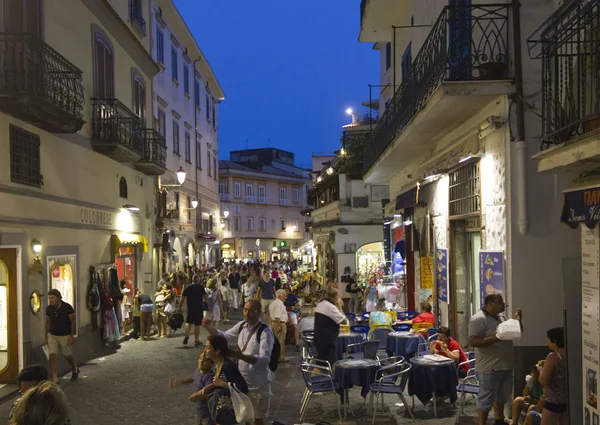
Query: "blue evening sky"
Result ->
[[173, 0, 379, 169]]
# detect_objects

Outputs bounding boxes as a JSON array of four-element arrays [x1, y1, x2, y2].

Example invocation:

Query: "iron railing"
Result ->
[[129, 2, 146, 34], [528, 0, 600, 150], [91, 98, 144, 153], [141, 129, 167, 167], [363, 4, 511, 174], [341, 130, 372, 178], [0, 33, 85, 121]]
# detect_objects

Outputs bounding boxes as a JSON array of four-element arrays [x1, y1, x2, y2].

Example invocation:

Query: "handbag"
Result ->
[[164, 301, 176, 314], [230, 383, 254, 423], [207, 387, 237, 425]]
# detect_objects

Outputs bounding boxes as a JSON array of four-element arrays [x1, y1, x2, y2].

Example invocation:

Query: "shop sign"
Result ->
[[420, 256, 433, 303], [436, 249, 448, 302], [371, 185, 390, 203], [395, 186, 419, 211], [561, 187, 600, 229], [478, 251, 504, 308], [582, 227, 600, 421]]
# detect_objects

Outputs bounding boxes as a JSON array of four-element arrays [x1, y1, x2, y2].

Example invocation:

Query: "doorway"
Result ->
[[0, 249, 18, 383], [450, 219, 481, 347]]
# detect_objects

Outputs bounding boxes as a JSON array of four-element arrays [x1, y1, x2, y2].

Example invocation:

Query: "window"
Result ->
[[207, 152, 212, 176], [187, 195, 192, 222], [119, 177, 128, 198], [213, 157, 217, 181], [129, 0, 145, 32], [279, 188, 286, 201], [10, 125, 41, 187], [4, 0, 42, 35], [280, 219, 286, 231], [449, 162, 480, 217], [156, 29, 164, 63], [402, 42, 412, 80], [293, 188, 299, 203], [385, 42, 391, 70], [158, 109, 166, 136], [196, 141, 202, 169], [194, 79, 200, 108], [234, 182, 241, 198], [171, 48, 178, 80], [206, 95, 210, 120], [183, 66, 189, 95], [247, 217, 254, 231], [258, 185, 266, 201], [245, 184, 253, 197], [235, 205, 240, 214], [94, 32, 114, 98], [209, 214, 213, 232], [175, 191, 180, 211], [212, 102, 216, 130], [132, 74, 146, 120], [259, 217, 266, 231], [294, 219, 299, 231], [234, 217, 241, 231], [219, 182, 226, 194], [184, 133, 191, 162], [172, 120, 180, 154]]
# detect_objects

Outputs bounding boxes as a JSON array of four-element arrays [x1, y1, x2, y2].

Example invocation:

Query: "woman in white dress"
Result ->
[[206, 278, 223, 326]]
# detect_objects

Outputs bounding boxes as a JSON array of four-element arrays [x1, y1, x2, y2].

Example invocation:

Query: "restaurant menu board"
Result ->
[[420, 256, 433, 303], [582, 227, 600, 422], [479, 251, 505, 309], [437, 249, 448, 302]]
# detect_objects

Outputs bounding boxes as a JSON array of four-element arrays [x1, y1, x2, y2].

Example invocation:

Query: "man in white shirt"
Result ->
[[269, 289, 289, 363], [203, 299, 274, 425]]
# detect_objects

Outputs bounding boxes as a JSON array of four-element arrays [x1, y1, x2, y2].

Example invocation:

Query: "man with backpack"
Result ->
[[203, 298, 276, 425], [346, 273, 360, 314]]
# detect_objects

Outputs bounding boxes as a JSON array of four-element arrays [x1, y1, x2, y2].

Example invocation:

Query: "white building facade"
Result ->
[[149, 0, 224, 271], [359, 0, 580, 394]]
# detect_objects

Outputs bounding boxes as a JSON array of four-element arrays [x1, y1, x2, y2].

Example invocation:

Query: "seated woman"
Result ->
[[429, 326, 469, 378], [369, 298, 394, 329], [510, 364, 544, 425]]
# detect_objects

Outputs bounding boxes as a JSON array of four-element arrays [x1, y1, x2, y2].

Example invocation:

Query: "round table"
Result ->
[[408, 356, 458, 417], [336, 332, 362, 359], [386, 332, 425, 358], [334, 358, 381, 418]]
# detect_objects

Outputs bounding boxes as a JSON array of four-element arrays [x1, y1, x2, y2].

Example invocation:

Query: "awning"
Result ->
[[395, 185, 419, 211], [421, 132, 482, 177], [196, 233, 216, 241], [561, 177, 600, 229], [112, 233, 148, 252]]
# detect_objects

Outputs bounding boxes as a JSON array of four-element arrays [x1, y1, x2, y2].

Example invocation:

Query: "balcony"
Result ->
[[129, 2, 146, 36], [363, 4, 513, 183], [220, 193, 230, 202], [279, 198, 289, 206], [258, 196, 267, 204], [135, 129, 167, 175], [245, 196, 256, 203], [0, 33, 85, 133], [91, 98, 144, 163], [528, 0, 600, 152]]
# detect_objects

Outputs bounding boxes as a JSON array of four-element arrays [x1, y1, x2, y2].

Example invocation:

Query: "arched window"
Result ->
[[93, 28, 115, 98], [132, 71, 146, 120], [119, 177, 128, 199]]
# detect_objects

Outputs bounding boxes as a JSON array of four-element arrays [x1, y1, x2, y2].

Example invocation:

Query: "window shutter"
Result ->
[[105, 48, 114, 98], [95, 41, 105, 97], [139, 82, 146, 120], [6, 0, 24, 32]]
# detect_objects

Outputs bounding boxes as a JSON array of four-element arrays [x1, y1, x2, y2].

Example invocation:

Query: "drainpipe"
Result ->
[[512, 0, 528, 235]]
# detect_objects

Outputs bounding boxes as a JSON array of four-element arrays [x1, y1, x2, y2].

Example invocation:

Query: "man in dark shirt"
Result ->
[[178, 275, 210, 347], [256, 270, 276, 324], [228, 266, 241, 311], [314, 289, 349, 367], [46, 289, 78, 384]]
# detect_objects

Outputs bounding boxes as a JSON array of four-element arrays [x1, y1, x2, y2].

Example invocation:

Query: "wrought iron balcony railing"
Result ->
[[528, 0, 600, 150], [139, 129, 167, 169], [363, 4, 511, 174], [129, 3, 146, 34], [0, 33, 85, 132], [91, 98, 144, 155]]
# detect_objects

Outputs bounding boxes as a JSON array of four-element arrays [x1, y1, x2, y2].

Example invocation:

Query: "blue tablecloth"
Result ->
[[336, 333, 362, 359], [386, 332, 425, 358], [334, 358, 380, 399], [408, 357, 458, 406]]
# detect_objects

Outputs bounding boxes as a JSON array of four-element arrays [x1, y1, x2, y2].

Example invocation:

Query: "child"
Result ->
[[170, 352, 215, 425], [510, 363, 545, 425]]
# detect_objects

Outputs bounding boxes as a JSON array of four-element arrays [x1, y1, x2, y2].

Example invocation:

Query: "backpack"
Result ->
[[107, 268, 123, 300], [237, 321, 281, 372], [345, 283, 352, 293]]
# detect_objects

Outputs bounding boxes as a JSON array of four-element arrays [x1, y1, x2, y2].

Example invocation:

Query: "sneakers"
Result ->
[[183, 336, 189, 345], [71, 368, 80, 381], [195, 340, 202, 347]]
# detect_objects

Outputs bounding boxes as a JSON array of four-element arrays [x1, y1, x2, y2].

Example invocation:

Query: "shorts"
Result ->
[[140, 304, 153, 313], [260, 299, 273, 313], [288, 311, 298, 326], [248, 384, 272, 419], [476, 370, 513, 411], [186, 310, 204, 326], [47, 334, 72, 357], [543, 400, 567, 413]]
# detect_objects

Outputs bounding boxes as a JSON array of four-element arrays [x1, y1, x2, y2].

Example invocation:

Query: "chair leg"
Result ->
[[433, 394, 437, 417], [372, 392, 379, 425], [334, 391, 342, 422], [368, 391, 374, 414], [300, 392, 312, 422], [299, 389, 309, 414], [399, 394, 415, 420]]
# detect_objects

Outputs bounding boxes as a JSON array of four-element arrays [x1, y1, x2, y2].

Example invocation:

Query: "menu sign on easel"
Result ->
[[582, 227, 600, 424]]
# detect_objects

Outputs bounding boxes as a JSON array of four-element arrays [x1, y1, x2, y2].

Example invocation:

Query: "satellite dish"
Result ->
[[338, 228, 349, 235]]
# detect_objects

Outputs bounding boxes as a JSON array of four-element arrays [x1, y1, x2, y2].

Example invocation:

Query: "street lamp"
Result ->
[[346, 107, 358, 124], [176, 166, 187, 185], [345, 108, 353, 115], [223, 210, 230, 218], [191, 199, 198, 209]]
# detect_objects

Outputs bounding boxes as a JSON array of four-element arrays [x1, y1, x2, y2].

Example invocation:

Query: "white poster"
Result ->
[[582, 227, 600, 425]]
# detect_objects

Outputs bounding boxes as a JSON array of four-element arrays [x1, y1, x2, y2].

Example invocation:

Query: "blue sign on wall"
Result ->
[[436, 249, 448, 302], [479, 251, 505, 308]]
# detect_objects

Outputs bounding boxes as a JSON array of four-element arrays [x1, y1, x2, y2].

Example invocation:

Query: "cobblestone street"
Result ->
[[0, 313, 483, 425]]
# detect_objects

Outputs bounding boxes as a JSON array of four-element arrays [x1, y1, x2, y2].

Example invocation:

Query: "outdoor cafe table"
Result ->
[[336, 332, 363, 359], [386, 332, 425, 358], [408, 356, 458, 417], [334, 358, 380, 418]]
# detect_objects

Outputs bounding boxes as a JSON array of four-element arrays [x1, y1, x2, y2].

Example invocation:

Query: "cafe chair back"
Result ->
[[344, 312, 357, 325], [345, 340, 380, 360], [368, 361, 414, 424], [412, 322, 434, 332], [299, 358, 342, 422], [427, 328, 438, 340], [393, 323, 412, 332], [455, 358, 478, 425], [397, 310, 417, 320], [350, 324, 370, 340], [416, 342, 430, 357], [369, 328, 391, 351]]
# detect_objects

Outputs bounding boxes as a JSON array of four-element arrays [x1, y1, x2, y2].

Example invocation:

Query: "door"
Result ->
[[116, 246, 137, 306], [448, 0, 472, 81], [0, 249, 18, 383], [467, 233, 481, 318]]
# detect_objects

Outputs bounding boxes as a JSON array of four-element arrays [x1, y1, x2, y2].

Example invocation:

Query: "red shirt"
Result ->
[[436, 338, 469, 372], [413, 311, 435, 324]]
